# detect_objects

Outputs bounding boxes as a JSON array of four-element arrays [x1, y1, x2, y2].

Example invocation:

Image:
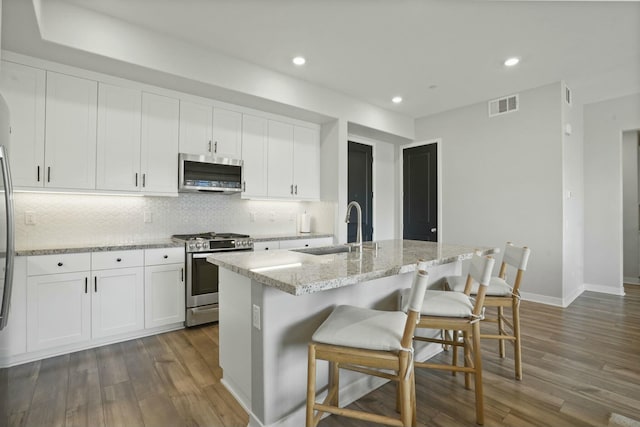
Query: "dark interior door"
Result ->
[[403, 143, 437, 241], [348, 141, 373, 242]]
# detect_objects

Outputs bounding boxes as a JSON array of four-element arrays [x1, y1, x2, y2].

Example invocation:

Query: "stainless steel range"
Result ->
[[172, 232, 253, 326]]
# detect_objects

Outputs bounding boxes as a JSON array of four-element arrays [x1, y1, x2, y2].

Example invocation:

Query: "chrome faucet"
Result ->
[[345, 201, 363, 251]]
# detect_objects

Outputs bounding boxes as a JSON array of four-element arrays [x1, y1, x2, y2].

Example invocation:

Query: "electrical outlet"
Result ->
[[25, 211, 36, 225], [252, 304, 261, 330], [144, 211, 153, 223]]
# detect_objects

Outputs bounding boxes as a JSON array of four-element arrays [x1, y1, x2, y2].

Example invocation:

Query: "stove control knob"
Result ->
[[188, 242, 196, 250], [196, 242, 204, 250]]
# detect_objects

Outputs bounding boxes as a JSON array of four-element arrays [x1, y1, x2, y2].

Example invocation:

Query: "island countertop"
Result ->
[[206, 239, 497, 296]]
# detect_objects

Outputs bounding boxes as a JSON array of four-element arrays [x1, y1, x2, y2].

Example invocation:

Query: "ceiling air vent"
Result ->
[[488, 94, 518, 117]]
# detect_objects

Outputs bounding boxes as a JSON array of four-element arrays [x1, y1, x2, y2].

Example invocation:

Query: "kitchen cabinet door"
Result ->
[[179, 100, 213, 156], [92, 267, 144, 339], [292, 125, 320, 200], [241, 114, 268, 198], [267, 120, 294, 198], [96, 83, 142, 191], [212, 107, 242, 159], [0, 61, 46, 188], [144, 263, 185, 329], [27, 271, 91, 352], [44, 71, 97, 189], [140, 92, 179, 194]]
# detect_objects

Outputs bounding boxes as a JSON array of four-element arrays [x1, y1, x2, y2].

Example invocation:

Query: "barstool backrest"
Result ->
[[499, 243, 531, 294], [400, 261, 429, 349], [464, 253, 495, 318]]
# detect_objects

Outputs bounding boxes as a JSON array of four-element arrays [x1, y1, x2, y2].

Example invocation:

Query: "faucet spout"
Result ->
[[345, 201, 363, 251]]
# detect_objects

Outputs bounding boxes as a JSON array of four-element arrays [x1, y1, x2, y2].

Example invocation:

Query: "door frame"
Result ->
[[347, 134, 376, 241], [399, 138, 442, 242]]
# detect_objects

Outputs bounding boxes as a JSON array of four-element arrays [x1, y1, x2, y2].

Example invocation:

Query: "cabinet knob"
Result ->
[[57, 262, 63, 267], [116, 258, 122, 262], [163, 255, 168, 259]]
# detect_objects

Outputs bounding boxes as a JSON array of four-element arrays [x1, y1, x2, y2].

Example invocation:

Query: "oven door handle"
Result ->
[[191, 253, 213, 259]]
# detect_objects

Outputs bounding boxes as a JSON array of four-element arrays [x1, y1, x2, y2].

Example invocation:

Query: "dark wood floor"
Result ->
[[1, 285, 640, 427]]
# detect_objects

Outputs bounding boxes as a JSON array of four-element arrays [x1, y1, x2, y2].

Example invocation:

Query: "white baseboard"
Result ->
[[583, 283, 626, 296], [624, 276, 640, 285]]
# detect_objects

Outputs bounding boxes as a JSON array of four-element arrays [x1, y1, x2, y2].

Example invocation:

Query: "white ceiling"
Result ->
[[5, 0, 640, 118]]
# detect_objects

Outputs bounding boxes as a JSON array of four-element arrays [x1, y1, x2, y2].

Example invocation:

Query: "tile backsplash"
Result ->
[[14, 192, 335, 250]]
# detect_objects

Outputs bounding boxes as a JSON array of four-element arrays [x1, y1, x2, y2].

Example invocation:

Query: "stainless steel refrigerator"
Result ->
[[0, 94, 15, 331]]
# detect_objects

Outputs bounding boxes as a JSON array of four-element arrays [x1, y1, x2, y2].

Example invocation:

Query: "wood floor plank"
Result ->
[[65, 367, 105, 427], [101, 381, 144, 427], [164, 329, 219, 388], [25, 355, 70, 427], [137, 394, 184, 427], [120, 338, 169, 402], [202, 382, 250, 427], [95, 344, 130, 387]]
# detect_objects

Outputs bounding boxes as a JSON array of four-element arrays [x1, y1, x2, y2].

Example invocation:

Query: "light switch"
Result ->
[[252, 304, 261, 330]]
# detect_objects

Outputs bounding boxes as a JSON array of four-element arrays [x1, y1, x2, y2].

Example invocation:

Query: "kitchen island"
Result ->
[[207, 240, 496, 427]]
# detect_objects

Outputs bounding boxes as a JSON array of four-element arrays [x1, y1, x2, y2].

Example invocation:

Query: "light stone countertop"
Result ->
[[16, 239, 184, 256], [251, 232, 333, 242], [206, 239, 498, 296]]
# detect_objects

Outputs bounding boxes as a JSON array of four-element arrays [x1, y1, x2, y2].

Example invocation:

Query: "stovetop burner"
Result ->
[[171, 232, 253, 253], [172, 232, 250, 241]]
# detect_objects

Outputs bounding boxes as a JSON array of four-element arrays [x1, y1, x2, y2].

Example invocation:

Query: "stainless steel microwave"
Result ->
[[178, 153, 243, 193]]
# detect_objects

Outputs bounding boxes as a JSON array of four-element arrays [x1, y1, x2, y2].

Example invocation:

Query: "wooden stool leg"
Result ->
[[463, 331, 471, 389], [399, 361, 412, 427], [472, 323, 485, 425], [306, 344, 317, 427], [498, 306, 506, 358], [329, 361, 339, 406], [452, 330, 459, 376], [410, 370, 417, 427], [513, 297, 523, 380]]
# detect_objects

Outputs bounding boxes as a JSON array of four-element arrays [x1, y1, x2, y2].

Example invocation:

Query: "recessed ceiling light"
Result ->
[[504, 57, 520, 67], [392, 96, 403, 104], [292, 56, 306, 66]]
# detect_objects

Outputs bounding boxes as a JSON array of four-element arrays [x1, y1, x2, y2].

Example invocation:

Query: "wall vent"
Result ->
[[564, 84, 572, 106], [488, 94, 519, 117]]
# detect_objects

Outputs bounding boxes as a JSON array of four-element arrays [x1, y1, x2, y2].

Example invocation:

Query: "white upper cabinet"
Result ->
[[293, 126, 320, 200], [267, 120, 295, 198], [45, 71, 98, 189], [96, 83, 142, 192], [179, 100, 213, 156], [141, 92, 179, 194], [212, 107, 242, 159], [241, 114, 268, 198], [179, 101, 242, 159], [265, 120, 320, 200], [0, 61, 46, 188]]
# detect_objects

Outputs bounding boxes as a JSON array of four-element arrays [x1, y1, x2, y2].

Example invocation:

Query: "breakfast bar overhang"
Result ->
[[207, 240, 497, 427]]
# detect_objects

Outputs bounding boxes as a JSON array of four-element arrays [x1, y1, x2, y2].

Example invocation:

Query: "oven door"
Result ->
[[186, 252, 219, 308]]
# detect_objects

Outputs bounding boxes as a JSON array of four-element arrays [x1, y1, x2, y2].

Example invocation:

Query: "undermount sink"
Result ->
[[292, 245, 353, 256]]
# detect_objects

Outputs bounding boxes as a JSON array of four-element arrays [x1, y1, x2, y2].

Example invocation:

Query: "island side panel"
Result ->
[[219, 268, 253, 411], [251, 260, 461, 427]]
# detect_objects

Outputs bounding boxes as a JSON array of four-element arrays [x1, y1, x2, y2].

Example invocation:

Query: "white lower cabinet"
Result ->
[[144, 263, 185, 328], [92, 267, 144, 339], [27, 270, 91, 352], [144, 246, 185, 329], [254, 236, 334, 251]]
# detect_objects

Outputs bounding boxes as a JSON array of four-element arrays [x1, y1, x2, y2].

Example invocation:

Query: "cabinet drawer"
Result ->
[[279, 237, 333, 249], [144, 247, 185, 265], [27, 253, 91, 276], [92, 250, 144, 270], [253, 241, 280, 251]]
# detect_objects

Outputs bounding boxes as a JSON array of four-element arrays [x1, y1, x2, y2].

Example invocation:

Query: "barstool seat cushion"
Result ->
[[446, 275, 512, 296], [312, 305, 407, 352], [400, 289, 475, 317]]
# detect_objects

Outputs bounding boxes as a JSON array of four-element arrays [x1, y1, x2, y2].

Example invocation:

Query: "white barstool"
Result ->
[[446, 242, 530, 379], [306, 262, 429, 427]]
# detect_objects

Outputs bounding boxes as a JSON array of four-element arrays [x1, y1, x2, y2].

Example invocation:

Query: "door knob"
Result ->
[[430, 228, 437, 233]]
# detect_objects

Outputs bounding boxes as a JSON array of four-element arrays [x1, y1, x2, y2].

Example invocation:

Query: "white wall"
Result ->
[[561, 82, 585, 304], [622, 131, 639, 282], [415, 82, 565, 303], [14, 193, 334, 250], [584, 93, 640, 295]]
